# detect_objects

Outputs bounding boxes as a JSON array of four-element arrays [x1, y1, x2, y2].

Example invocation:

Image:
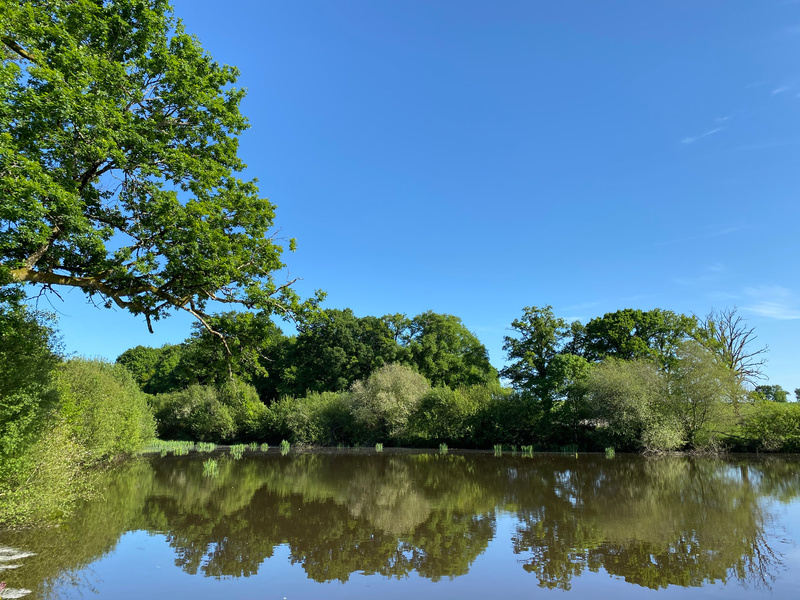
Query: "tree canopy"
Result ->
[[0, 0, 316, 333]]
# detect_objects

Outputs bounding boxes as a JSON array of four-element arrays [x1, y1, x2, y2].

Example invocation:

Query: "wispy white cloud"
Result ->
[[681, 127, 724, 144], [772, 85, 790, 95], [743, 286, 800, 320], [715, 115, 731, 123]]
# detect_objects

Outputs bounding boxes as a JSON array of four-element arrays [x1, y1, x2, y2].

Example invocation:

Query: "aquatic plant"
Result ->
[[229, 444, 245, 459], [375, 443, 383, 452], [439, 443, 448, 454], [202, 459, 219, 477], [280, 440, 290, 455], [196, 442, 217, 452], [605, 447, 616, 458], [260, 443, 270, 452], [493, 444, 502, 456], [521, 445, 534, 456], [248, 442, 259, 451]]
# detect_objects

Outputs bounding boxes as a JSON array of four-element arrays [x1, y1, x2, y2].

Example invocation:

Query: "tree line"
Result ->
[[111, 304, 798, 454]]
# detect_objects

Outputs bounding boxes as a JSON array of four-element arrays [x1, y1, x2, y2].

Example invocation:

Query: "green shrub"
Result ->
[[57, 359, 156, 458], [410, 386, 478, 445], [0, 303, 61, 471], [740, 401, 800, 452], [264, 390, 353, 445], [349, 363, 430, 443]]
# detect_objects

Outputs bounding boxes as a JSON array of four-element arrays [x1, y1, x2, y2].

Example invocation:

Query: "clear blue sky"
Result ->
[[46, 0, 799, 392]]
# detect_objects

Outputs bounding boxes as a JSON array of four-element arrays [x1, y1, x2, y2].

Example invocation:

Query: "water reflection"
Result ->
[[2, 452, 798, 597]]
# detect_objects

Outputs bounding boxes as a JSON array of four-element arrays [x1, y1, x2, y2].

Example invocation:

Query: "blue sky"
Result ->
[[45, 0, 799, 392]]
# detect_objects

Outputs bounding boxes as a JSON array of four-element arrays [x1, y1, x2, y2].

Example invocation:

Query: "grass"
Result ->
[[229, 444, 245, 459], [375, 443, 383, 452], [521, 445, 534, 456], [202, 459, 219, 477], [439, 443, 448, 454], [605, 447, 616, 458], [141, 440, 195, 456], [280, 440, 290, 455]]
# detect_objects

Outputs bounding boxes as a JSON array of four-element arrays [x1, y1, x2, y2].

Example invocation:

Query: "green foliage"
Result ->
[[411, 386, 480, 446], [264, 390, 353, 445], [177, 311, 285, 389], [151, 379, 264, 443], [582, 358, 665, 451], [739, 401, 800, 452], [1, 0, 317, 325], [660, 342, 741, 450], [375, 442, 383, 452], [404, 311, 498, 388], [285, 308, 404, 395], [229, 444, 245, 460], [280, 439, 290, 454], [578, 308, 696, 367], [57, 359, 156, 458], [753, 384, 789, 403], [349, 364, 430, 443], [0, 302, 60, 472], [116, 344, 187, 394]]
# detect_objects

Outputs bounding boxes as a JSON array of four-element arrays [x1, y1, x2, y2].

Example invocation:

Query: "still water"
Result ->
[[2, 450, 800, 599]]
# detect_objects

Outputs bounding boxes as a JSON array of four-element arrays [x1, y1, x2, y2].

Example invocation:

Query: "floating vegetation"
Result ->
[[202, 459, 219, 477], [259, 443, 270, 452], [229, 444, 245, 460], [439, 443, 448, 455], [521, 445, 534, 456], [248, 442, 259, 451], [196, 442, 217, 453], [605, 447, 616, 458], [280, 440, 290, 455], [375, 443, 383, 452], [493, 444, 503, 456], [142, 440, 195, 456]]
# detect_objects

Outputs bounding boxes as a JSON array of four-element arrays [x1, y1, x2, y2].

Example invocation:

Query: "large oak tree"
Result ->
[[1, 0, 315, 334]]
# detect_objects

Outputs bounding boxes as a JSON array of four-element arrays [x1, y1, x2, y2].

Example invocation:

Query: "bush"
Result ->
[[152, 379, 265, 443], [349, 363, 430, 443], [739, 400, 800, 452], [57, 359, 156, 458], [265, 391, 353, 445], [0, 303, 61, 469]]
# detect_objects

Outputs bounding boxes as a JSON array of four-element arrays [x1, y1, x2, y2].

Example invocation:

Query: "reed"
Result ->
[[493, 444, 503, 456], [202, 459, 219, 477]]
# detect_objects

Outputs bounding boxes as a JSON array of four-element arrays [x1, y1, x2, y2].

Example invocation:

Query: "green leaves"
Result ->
[[1, 0, 310, 329]]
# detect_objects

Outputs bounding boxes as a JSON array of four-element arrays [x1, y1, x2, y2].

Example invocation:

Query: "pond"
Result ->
[[2, 450, 800, 599]]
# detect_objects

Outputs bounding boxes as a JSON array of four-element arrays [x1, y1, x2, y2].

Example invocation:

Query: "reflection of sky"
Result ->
[[44, 506, 800, 600]]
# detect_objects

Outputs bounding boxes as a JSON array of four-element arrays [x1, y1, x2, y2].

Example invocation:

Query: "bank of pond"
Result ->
[[2, 450, 800, 599]]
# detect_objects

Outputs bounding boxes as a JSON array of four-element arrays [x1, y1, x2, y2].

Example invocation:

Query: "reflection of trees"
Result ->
[[512, 456, 782, 590], [4, 452, 799, 596]]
